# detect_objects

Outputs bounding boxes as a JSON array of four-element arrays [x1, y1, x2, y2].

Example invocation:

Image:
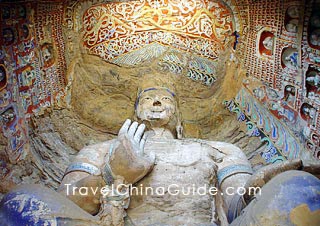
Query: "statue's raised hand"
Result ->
[[107, 119, 155, 184], [119, 119, 146, 156]]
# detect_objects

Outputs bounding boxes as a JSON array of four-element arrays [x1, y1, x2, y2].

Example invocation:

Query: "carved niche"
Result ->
[[281, 47, 299, 69], [305, 65, 320, 101], [259, 30, 275, 57], [284, 5, 300, 34], [0, 65, 7, 91], [308, 4, 320, 50]]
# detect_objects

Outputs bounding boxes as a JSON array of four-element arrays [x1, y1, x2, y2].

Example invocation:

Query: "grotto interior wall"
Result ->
[[0, 0, 319, 197]]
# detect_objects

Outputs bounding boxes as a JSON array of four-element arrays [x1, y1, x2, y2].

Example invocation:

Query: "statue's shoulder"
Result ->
[[181, 138, 239, 149], [80, 139, 116, 151], [200, 140, 240, 149], [74, 139, 117, 166], [181, 138, 245, 158]]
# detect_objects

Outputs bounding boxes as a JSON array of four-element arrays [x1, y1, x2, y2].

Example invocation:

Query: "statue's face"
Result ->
[[136, 89, 176, 126]]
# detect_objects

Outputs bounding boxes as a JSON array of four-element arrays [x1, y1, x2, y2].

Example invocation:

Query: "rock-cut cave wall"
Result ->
[[0, 0, 319, 197]]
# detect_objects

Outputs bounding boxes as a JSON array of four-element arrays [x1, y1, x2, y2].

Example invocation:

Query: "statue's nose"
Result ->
[[153, 101, 162, 106]]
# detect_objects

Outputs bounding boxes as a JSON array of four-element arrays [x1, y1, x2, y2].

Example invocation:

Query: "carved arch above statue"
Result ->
[[78, 0, 240, 63]]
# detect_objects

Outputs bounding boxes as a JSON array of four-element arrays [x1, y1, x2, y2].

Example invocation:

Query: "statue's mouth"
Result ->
[[147, 110, 166, 119], [151, 110, 164, 113]]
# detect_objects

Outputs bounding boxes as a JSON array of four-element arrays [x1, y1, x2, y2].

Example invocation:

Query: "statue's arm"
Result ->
[[204, 141, 253, 215], [97, 119, 155, 225], [58, 174, 105, 214], [59, 119, 154, 225], [57, 141, 113, 214]]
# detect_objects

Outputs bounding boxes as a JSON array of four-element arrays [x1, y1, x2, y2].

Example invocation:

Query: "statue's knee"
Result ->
[[266, 170, 319, 206], [231, 170, 320, 225], [0, 185, 58, 225], [0, 184, 98, 225]]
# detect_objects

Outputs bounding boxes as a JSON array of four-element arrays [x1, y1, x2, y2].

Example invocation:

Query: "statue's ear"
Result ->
[[136, 87, 142, 97], [176, 125, 183, 139], [134, 87, 142, 113], [134, 87, 145, 122], [176, 111, 183, 139]]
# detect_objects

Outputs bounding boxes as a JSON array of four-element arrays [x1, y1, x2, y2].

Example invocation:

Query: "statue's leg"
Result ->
[[230, 170, 320, 226], [0, 184, 100, 226]]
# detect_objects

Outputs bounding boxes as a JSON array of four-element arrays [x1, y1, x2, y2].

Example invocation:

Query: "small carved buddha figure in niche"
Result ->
[[310, 30, 320, 47], [308, 13, 320, 49], [306, 70, 320, 100], [285, 6, 300, 33], [287, 5, 300, 19], [285, 19, 298, 33], [282, 48, 298, 69], [301, 103, 317, 120], [262, 36, 273, 50], [259, 31, 274, 56], [284, 85, 295, 106]]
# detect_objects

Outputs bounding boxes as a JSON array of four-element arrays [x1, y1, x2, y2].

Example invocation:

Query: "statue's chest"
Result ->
[[146, 140, 202, 164], [128, 139, 217, 223], [143, 139, 216, 186]]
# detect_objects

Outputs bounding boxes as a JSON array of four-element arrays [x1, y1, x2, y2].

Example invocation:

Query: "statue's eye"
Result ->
[[162, 97, 171, 101], [143, 97, 152, 101]]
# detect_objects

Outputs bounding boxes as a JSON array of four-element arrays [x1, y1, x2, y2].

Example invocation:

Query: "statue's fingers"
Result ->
[[134, 123, 145, 142], [128, 121, 139, 138], [139, 133, 147, 151], [118, 119, 131, 136]]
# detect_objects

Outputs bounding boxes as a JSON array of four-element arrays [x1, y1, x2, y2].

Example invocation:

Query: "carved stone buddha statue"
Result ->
[[0, 83, 319, 226]]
